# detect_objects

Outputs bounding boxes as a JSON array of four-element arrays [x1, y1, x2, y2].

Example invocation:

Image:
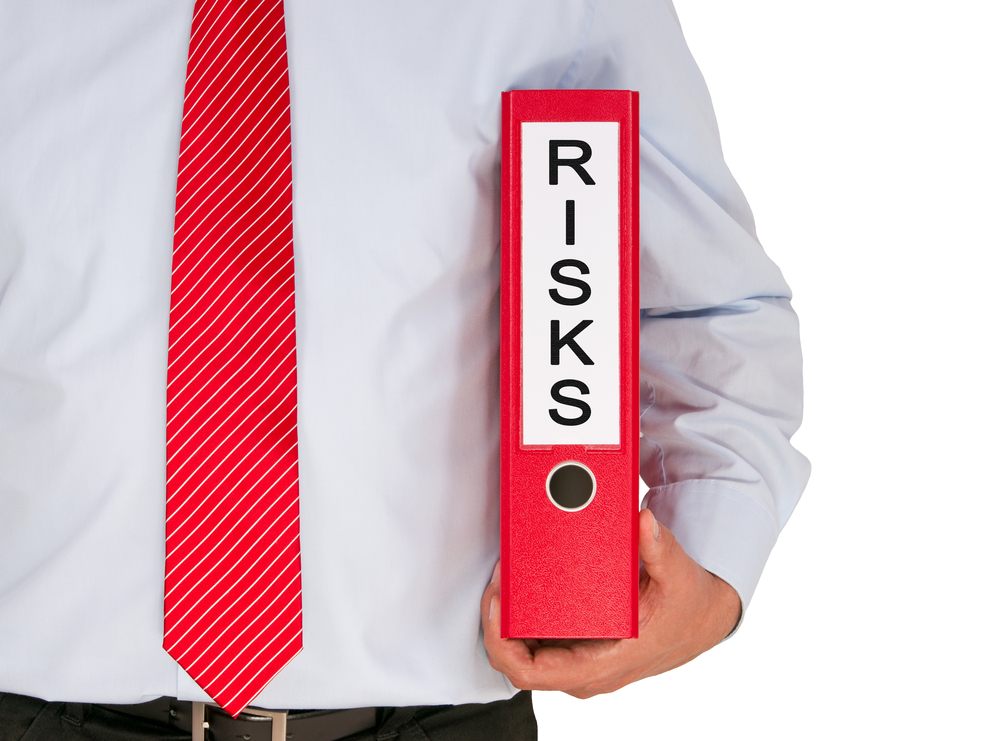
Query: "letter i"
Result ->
[[565, 199, 575, 246]]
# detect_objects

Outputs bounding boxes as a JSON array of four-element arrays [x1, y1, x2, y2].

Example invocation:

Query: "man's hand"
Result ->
[[480, 508, 741, 699]]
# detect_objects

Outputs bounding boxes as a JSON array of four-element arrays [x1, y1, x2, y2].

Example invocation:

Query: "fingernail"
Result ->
[[651, 514, 661, 541], [489, 596, 496, 621], [490, 561, 500, 585]]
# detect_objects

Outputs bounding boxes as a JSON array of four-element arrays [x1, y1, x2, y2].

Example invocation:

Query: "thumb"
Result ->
[[638, 507, 680, 584]]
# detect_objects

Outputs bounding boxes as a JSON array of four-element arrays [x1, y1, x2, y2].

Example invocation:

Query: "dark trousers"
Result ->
[[0, 689, 538, 741]]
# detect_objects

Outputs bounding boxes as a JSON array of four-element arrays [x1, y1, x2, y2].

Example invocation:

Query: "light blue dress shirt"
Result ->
[[0, 0, 809, 709]]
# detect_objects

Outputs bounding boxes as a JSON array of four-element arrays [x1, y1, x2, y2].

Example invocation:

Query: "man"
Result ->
[[0, 1, 809, 739]]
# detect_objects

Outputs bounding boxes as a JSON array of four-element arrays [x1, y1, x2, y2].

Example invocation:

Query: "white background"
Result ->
[[534, 2, 1000, 738]]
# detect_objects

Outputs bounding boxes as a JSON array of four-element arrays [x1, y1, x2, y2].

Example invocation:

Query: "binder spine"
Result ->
[[500, 90, 639, 639]]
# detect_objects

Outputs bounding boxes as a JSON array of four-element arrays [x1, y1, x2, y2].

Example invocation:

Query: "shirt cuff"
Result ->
[[640, 479, 779, 637]]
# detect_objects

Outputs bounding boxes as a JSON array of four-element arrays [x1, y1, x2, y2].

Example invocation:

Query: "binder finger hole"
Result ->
[[546, 461, 596, 511]]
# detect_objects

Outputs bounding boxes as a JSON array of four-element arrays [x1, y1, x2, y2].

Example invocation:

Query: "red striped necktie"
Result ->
[[162, 0, 303, 717]]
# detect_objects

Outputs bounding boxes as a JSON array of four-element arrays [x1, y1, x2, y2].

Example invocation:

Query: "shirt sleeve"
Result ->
[[569, 0, 812, 627]]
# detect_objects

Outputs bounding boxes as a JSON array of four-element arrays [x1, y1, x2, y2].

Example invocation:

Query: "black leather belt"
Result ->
[[90, 696, 381, 741]]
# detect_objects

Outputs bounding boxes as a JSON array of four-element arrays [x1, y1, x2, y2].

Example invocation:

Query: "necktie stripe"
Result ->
[[171, 177, 291, 302], [170, 218, 294, 338], [183, 0, 279, 111], [167, 242, 292, 365], [167, 394, 297, 527], [166, 430, 297, 539], [175, 120, 290, 229], [166, 464, 297, 581], [166, 323, 296, 441], [184, 579, 302, 671], [178, 36, 286, 166], [166, 340, 295, 458], [182, 7, 242, 103], [166, 521, 300, 660], [167, 251, 293, 389], [224, 633, 303, 714], [200, 570, 302, 674], [165, 440, 297, 596], [167, 397, 296, 521], [176, 71, 288, 210], [166, 525, 301, 650], [180, 3, 283, 136], [182, 0, 279, 113], [165, 424, 296, 576], [175, 549, 302, 668], [165, 0, 302, 716], [165, 464, 298, 585], [171, 170, 290, 288], [185, 0, 228, 68], [166, 275, 293, 398], [180, 32, 286, 162], [166, 362, 296, 486], [165, 297, 295, 451], [173, 130, 289, 250], [166, 318, 295, 468], [166, 492, 299, 614], [175, 91, 288, 204], [167, 331, 294, 481], [199, 587, 303, 682], [166, 468, 298, 624], [175, 128, 291, 263], [216, 626, 304, 715], [214, 611, 304, 695]]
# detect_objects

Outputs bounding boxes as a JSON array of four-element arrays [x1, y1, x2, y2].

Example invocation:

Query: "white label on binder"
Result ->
[[520, 121, 620, 446]]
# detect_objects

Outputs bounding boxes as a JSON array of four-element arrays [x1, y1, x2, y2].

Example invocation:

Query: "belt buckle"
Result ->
[[191, 701, 288, 741]]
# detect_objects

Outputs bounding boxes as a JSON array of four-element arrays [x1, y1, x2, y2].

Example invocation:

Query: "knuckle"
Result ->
[[506, 669, 532, 689]]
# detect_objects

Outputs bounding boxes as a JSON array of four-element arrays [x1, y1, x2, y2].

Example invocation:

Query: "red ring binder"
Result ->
[[500, 89, 640, 639]]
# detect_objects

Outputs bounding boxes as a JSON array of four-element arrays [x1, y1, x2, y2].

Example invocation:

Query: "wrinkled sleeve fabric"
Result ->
[[569, 0, 812, 625]]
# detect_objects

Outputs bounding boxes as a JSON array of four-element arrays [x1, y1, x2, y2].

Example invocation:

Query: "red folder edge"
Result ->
[[500, 89, 640, 639]]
